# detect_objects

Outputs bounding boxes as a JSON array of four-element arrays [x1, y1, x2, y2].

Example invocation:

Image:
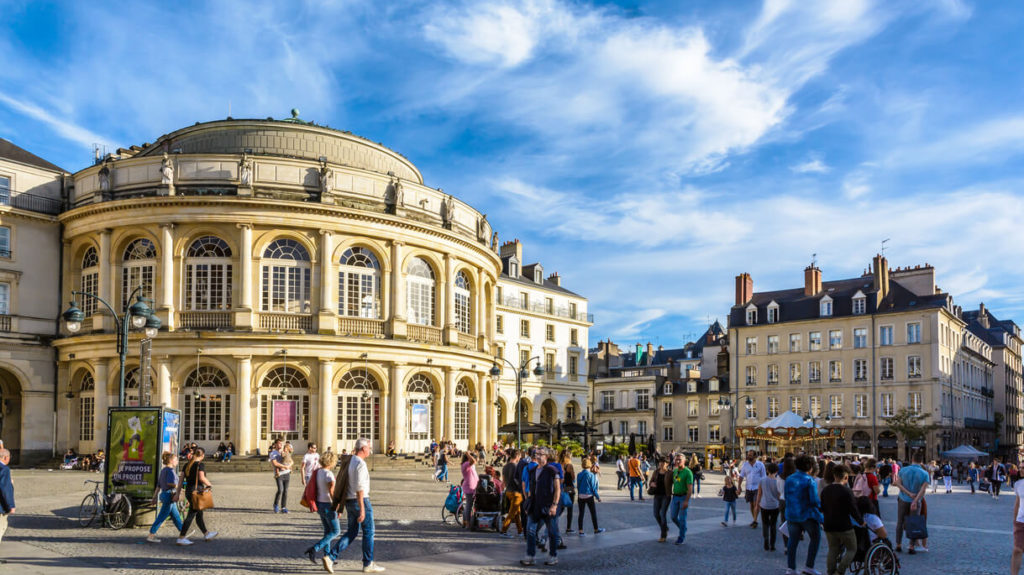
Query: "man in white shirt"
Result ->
[[738, 450, 766, 528], [1012, 477, 1024, 575], [326, 438, 383, 574], [301, 443, 320, 485]]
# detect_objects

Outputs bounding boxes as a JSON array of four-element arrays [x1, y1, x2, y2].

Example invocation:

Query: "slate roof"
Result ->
[[499, 271, 584, 298], [0, 138, 66, 173], [620, 321, 727, 368], [964, 309, 1020, 347]]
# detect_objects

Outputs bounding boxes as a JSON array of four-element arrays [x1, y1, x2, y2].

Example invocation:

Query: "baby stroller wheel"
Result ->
[[865, 541, 899, 575]]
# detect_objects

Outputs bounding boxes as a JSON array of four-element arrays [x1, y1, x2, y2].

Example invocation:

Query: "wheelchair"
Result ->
[[847, 526, 901, 575]]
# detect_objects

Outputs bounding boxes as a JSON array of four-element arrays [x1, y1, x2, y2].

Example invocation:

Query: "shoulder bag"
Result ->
[[300, 466, 320, 512], [191, 486, 214, 511]]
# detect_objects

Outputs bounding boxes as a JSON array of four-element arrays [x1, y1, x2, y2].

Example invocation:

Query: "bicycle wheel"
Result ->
[[455, 502, 465, 527], [107, 496, 133, 530], [79, 493, 100, 527]]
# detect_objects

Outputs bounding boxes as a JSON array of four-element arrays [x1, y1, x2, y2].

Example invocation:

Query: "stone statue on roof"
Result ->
[[491, 231, 499, 252], [443, 194, 455, 226], [160, 153, 174, 185], [98, 161, 111, 192], [386, 177, 404, 213], [239, 154, 253, 187], [477, 214, 491, 244], [319, 161, 333, 195]]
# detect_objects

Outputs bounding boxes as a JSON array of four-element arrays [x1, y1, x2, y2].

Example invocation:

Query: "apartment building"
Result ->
[[965, 304, 1023, 458]]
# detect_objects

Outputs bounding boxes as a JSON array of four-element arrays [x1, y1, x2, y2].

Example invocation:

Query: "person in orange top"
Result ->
[[628, 454, 645, 502]]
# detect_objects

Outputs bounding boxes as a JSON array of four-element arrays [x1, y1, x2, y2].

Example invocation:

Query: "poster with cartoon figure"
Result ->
[[105, 408, 161, 498]]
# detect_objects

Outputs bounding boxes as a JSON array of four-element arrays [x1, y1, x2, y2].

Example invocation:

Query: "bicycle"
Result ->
[[79, 480, 133, 529]]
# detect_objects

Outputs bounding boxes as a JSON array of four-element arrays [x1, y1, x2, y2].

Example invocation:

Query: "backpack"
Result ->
[[300, 466, 321, 512], [942, 464, 952, 476], [852, 473, 871, 497], [445, 485, 463, 513], [331, 455, 354, 513]]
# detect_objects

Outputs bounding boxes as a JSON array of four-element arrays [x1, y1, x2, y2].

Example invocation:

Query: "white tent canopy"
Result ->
[[758, 410, 819, 429], [940, 444, 989, 460]]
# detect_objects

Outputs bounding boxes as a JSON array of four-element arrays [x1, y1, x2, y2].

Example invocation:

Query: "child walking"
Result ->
[[721, 474, 738, 526]]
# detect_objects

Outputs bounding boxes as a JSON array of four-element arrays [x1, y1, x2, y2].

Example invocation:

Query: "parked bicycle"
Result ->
[[78, 479, 132, 529]]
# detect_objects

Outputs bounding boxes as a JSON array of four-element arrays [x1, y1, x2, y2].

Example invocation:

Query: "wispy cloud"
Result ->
[[0, 91, 112, 149], [790, 156, 830, 174]]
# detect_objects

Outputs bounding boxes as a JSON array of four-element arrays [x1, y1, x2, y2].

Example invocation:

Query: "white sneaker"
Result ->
[[204, 531, 219, 541], [545, 557, 558, 565], [520, 556, 536, 566], [176, 538, 194, 546], [146, 535, 161, 543], [800, 568, 822, 575], [362, 563, 386, 573]]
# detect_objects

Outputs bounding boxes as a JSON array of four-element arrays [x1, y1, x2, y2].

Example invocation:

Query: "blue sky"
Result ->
[[2, 0, 1023, 348]]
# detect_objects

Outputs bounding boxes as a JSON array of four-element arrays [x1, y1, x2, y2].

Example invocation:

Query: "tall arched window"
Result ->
[[121, 238, 156, 309], [454, 271, 472, 334], [406, 373, 434, 444], [406, 257, 435, 326], [124, 367, 151, 406], [260, 366, 310, 442], [81, 247, 99, 317], [183, 366, 232, 443], [337, 369, 380, 445], [262, 239, 311, 313], [79, 372, 95, 442], [338, 247, 381, 318], [454, 379, 470, 441], [185, 236, 233, 310]]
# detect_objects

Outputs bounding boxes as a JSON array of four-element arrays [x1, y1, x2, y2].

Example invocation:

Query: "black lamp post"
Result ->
[[63, 286, 160, 407], [803, 412, 832, 455], [490, 355, 544, 448], [718, 395, 752, 459]]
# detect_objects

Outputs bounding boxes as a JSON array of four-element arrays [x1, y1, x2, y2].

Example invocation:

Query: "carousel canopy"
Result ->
[[758, 411, 818, 429], [737, 410, 843, 441]]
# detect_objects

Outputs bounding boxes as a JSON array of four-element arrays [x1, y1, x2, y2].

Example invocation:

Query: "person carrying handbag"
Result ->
[[304, 451, 340, 565], [175, 446, 217, 546]]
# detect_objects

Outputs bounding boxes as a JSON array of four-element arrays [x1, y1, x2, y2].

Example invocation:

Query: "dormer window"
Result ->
[[746, 303, 757, 325], [534, 269, 542, 284], [820, 296, 833, 317], [663, 383, 672, 395], [852, 291, 866, 315], [510, 262, 518, 277], [767, 301, 779, 324]]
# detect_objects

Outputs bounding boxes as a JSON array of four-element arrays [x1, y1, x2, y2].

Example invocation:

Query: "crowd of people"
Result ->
[[60, 447, 105, 472]]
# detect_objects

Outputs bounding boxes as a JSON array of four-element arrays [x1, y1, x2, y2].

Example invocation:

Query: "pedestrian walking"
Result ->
[[272, 442, 294, 513], [0, 448, 14, 543], [326, 438, 384, 573], [147, 452, 184, 543], [822, 464, 863, 575], [990, 458, 1007, 498], [575, 457, 605, 536], [756, 462, 781, 551], [668, 453, 693, 544], [176, 447, 218, 545], [521, 447, 561, 566], [615, 456, 627, 490], [1012, 472, 1024, 575], [878, 458, 892, 497], [720, 474, 738, 526], [558, 450, 576, 534], [941, 460, 953, 493], [784, 454, 823, 575], [501, 449, 524, 537], [627, 454, 644, 501], [690, 456, 703, 498], [649, 457, 671, 542], [461, 451, 479, 528], [304, 451, 339, 566], [968, 461, 980, 494], [893, 452, 929, 554], [739, 450, 767, 529], [302, 443, 320, 486], [436, 447, 449, 483]]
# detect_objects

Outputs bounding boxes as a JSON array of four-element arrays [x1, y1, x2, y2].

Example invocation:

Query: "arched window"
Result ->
[[121, 238, 156, 309], [338, 247, 381, 318], [337, 369, 380, 443], [185, 236, 233, 310], [406, 373, 434, 442], [123, 367, 153, 406], [79, 373, 95, 441], [262, 239, 311, 313], [81, 247, 99, 317], [406, 257, 435, 326], [183, 366, 231, 442], [454, 379, 470, 441], [454, 271, 472, 334], [260, 366, 309, 442]]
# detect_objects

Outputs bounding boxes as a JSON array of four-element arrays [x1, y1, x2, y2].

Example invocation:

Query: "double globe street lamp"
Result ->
[[62, 285, 161, 407], [490, 356, 544, 449], [718, 395, 752, 459]]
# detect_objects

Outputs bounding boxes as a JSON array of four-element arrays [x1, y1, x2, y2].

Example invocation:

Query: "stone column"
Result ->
[[443, 255, 455, 343], [319, 359, 335, 449], [444, 367, 456, 443], [93, 360, 109, 445], [236, 224, 254, 330], [390, 363, 406, 451], [96, 229, 112, 331], [390, 241, 406, 338], [318, 230, 336, 334], [156, 357, 172, 407], [236, 356, 253, 455], [475, 269, 486, 352], [159, 223, 175, 330]]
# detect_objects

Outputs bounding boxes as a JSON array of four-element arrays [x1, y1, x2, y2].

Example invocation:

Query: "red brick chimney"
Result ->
[[804, 265, 822, 296], [735, 273, 753, 305]]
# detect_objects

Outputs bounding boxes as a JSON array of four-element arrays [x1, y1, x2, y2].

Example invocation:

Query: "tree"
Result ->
[[884, 408, 937, 460]]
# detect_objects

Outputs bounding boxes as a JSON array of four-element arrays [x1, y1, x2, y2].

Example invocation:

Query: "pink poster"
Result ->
[[272, 400, 297, 433]]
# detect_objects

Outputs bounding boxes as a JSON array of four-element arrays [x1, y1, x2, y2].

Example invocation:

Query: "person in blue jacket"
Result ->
[[0, 448, 16, 543]]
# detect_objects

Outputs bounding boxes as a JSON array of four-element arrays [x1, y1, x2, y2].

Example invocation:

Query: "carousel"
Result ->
[[735, 411, 845, 456]]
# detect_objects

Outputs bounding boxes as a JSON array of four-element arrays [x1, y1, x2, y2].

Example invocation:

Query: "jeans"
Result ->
[[313, 505, 341, 555], [150, 490, 183, 535], [652, 495, 670, 539], [970, 479, 978, 493], [462, 491, 475, 527], [577, 496, 599, 531], [994, 480, 1003, 496], [786, 518, 821, 570], [826, 529, 857, 575], [223, 450, 232, 462], [760, 507, 779, 548], [329, 498, 375, 566], [628, 476, 644, 500], [526, 513, 560, 558], [616, 471, 627, 490], [274, 474, 290, 509], [668, 495, 689, 541], [502, 491, 524, 534], [437, 464, 448, 482], [943, 476, 952, 491], [723, 500, 736, 522], [881, 477, 891, 497], [694, 476, 701, 494]]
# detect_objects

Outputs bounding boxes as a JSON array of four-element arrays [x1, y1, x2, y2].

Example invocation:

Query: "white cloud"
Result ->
[[888, 115, 1024, 168], [0, 91, 112, 149], [790, 157, 830, 174], [841, 170, 871, 199]]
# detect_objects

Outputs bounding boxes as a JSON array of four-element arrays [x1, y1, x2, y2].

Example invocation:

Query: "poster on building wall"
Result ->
[[105, 408, 160, 498], [411, 403, 429, 434], [272, 400, 298, 433]]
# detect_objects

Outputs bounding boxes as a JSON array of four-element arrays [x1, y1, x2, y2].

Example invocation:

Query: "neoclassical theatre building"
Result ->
[[46, 114, 589, 458]]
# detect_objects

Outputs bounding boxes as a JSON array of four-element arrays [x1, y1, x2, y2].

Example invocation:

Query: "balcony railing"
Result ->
[[0, 315, 10, 332], [0, 192, 62, 215], [499, 296, 594, 323], [456, 332, 477, 350], [407, 324, 443, 344], [338, 317, 385, 337], [179, 311, 232, 330], [259, 313, 312, 332]]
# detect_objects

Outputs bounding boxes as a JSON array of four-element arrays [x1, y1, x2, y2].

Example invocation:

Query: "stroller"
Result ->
[[470, 474, 502, 531]]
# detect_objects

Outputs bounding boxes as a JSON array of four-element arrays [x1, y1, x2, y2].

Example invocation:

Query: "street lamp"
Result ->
[[718, 395, 752, 459], [490, 355, 544, 448], [62, 287, 161, 407], [803, 412, 832, 455]]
